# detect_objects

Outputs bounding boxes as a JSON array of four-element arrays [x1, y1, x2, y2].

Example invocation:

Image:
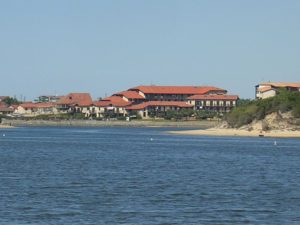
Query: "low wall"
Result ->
[[1, 118, 218, 128]]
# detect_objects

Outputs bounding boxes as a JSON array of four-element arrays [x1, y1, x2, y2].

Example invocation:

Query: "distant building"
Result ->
[[255, 82, 300, 99], [92, 96, 132, 118], [15, 102, 58, 116], [0, 96, 9, 102], [0, 102, 14, 115], [35, 95, 62, 103], [56, 93, 93, 114]]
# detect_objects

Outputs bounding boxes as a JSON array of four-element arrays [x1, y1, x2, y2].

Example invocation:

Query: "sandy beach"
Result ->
[[169, 128, 300, 138], [0, 124, 14, 129]]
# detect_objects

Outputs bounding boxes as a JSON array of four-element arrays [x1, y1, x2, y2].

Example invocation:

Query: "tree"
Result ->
[[3, 97, 20, 106]]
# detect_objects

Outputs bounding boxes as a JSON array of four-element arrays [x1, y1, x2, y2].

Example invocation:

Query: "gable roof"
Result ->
[[20, 102, 56, 109], [187, 94, 239, 101], [257, 86, 274, 93], [95, 96, 132, 107], [114, 91, 145, 99], [259, 82, 300, 88], [93, 100, 111, 107], [57, 93, 93, 107], [126, 101, 193, 110], [128, 85, 226, 95]]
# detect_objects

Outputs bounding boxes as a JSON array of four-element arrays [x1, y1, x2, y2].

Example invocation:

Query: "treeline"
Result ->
[[226, 89, 300, 128]]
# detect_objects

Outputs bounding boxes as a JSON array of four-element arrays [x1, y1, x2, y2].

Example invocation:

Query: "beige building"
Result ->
[[56, 93, 93, 114], [14, 102, 58, 116], [91, 96, 132, 118], [255, 82, 300, 99]]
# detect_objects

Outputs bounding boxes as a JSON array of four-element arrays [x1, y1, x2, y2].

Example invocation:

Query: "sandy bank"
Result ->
[[0, 125, 14, 129], [1, 119, 217, 128], [169, 128, 300, 138]]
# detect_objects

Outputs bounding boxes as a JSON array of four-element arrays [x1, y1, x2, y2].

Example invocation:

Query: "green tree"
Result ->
[[3, 97, 20, 106]]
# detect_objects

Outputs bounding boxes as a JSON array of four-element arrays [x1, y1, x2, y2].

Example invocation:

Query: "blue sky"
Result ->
[[1, 0, 299, 100]]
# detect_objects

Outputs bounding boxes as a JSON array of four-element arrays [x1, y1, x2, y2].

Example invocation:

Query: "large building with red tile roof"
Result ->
[[255, 82, 300, 99], [93, 85, 238, 119]]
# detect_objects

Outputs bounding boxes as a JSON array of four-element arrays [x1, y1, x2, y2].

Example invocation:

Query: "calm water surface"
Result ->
[[0, 127, 299, 225]]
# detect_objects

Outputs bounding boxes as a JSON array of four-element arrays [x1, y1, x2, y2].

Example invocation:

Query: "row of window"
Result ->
[[194, 100, 236, 107]]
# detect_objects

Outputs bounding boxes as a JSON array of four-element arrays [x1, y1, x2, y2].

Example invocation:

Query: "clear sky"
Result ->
[[1, 0, 299, 100]]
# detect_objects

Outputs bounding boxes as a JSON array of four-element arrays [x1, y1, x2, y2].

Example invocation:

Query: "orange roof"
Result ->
[[57, 93, 92, 107], [98, 96, 132, 107], [93, 100, 111, 107], [129, 85, 226, 95], [258, 86, 274, 93], [260, 82, 300, 88], [126, 101, 193, 110], [20, 102, 56, 108], [114, 91, 145, 99], [0, 102, 7, 107], [187, 94, 239, 101]]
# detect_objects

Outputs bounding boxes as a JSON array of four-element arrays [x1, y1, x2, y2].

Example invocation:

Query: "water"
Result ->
[[0, 127, 300, 225]]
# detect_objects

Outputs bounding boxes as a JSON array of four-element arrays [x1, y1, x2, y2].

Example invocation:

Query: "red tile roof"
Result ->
[[128, 85, 226, 95], [260, 82, 300, 88], [0, 102, 7, 107], [57, 93, 93, 107], [187, 94, 239, 101], [95, 96, 132, 107], [114, 91, 145, 99], [93, 100, 111, 107], [20, 102, 56, 108], [257, 86, 274, 93], [126, 101, 193, 110]]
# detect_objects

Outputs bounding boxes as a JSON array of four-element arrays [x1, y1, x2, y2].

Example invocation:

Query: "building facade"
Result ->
[[187, 95, 239, 112]]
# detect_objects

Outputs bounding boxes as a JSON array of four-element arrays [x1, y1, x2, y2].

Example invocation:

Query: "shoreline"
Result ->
[[1, 119, 218, 128], [169, 128, 300, 138]]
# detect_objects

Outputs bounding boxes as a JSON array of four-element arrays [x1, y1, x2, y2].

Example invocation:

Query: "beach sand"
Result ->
[[0, 125, 14, 129], [169, 128, 300, 138]]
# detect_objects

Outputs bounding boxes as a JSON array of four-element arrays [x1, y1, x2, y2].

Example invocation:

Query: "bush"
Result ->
[[225, 90, 300, 127], [293, 105, 300, 118]]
